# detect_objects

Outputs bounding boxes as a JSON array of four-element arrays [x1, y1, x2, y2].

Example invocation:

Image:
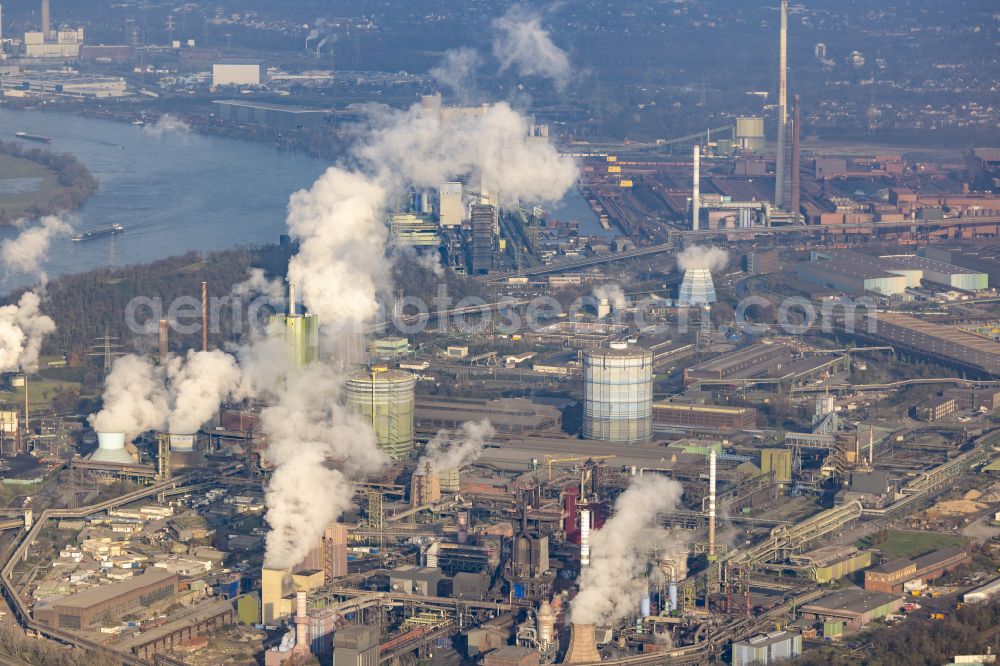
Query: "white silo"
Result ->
[[89, 432, 136, 465]]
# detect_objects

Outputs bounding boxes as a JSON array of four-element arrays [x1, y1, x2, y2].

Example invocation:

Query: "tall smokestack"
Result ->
[[41, 0, 50, 39], [708, 449, 717, 559], [288, 281, 296, 317], [158, 319, 169, 364], [774, 0, 789, 209], [869, 425, 875, 468], [579, 503, 591, 567], [293, 591, 311, 657], [692, 144, 700, 231], [791, 94, 801, 221], [200, 281, 208, 352]]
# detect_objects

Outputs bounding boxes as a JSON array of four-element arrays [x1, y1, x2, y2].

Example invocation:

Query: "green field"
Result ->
[[0, 152, 63, 219], [861, 529, 966, 558]]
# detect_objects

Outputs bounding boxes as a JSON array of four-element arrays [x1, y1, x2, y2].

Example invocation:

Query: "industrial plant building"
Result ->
[[732, 630, 802, 666], [652, 402, 757, 430], [861, 313, 1000, 376], [684, 344, 790, 383], [864, 547, 969, 593], [800, 588, 903, 631], [34, 571, 178, 629], [797, 251, 989, 296], [212, 100, 327, 129], [414, 397, 559, 435]]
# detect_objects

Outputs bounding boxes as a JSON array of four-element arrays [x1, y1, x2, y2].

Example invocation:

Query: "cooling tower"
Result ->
[[346, 368, 416, 461], [582, 343, 653, 443], [677, 268, 717, 306], [90, 432, 136, 465], [563, 623, 601, 664]]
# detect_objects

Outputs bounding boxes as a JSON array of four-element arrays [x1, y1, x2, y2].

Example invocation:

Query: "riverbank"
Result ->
[[0, 140, 98, 224]]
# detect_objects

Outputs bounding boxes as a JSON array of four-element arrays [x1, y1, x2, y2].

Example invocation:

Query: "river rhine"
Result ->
[[0, 106, 603, 293]]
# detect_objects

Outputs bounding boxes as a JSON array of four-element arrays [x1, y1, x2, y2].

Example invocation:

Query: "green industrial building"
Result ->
[[268, 312, 319, 368]]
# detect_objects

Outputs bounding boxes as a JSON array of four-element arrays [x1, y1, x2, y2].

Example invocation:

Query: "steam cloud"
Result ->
[[492, 5, 571, 89], [166, 350, 241, 435], [430, 47, 483, 103], [2, 215, 71, 281], [417, 419, 495, 473], [143, 115, 192, 137], [677, 245, 729, 273], [286, 100, 577, 334], [593, 283, 627, 310], [260, 364, 389, 569], [90, 355, 169, 437], [263, 61, 577, 569], [0, 292, 56, 372], [571, 475, 683, 625]]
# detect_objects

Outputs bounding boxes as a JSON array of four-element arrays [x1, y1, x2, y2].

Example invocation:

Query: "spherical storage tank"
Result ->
[[346, 368, 416, 461], [583, 342, 653, 443]]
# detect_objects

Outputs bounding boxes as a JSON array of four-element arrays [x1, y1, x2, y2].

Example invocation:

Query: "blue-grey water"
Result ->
[[0, 106, 603, 292]]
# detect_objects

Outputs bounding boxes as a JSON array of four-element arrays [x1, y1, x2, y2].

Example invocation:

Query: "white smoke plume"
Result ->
[[2, 215, 71, 282], [430, 47, 483, 103], [286, 100, 576, 334], [166, 349, 241, 435], [286, 169, 391, 331], [261, 363, 388, 569], [266, 62, 577, 570], [677, 245, 729, 273], [231, 267, 285, 303], [492, 5, 571, 89], [0, 292, 56, 372], [143, 115, 192, 137], [89, 354, 169, 437], [571, 475, 683, 625], [592, 283, 627, 310], [361, 101, 577, 205], [417, 419, 495, 473]]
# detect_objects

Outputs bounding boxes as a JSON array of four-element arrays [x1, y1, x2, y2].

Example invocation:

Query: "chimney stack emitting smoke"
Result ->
[[158, 319, 168, 364], [200, 281, 208, 352], [692, 144, 700, 231], [708, 449, 717, 559], [579, 502, 591, 567]]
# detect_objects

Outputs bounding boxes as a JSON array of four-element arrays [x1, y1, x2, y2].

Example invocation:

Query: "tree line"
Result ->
[[0, 140, 99, 224]]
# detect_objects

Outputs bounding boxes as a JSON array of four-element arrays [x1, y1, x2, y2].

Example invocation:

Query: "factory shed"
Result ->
[[801, 588, 903, 628]]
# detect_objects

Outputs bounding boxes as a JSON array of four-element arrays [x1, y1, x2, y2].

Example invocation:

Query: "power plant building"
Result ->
[[268, 312, 319, 368], [582, 343, 654, 443], [346, 368, 416, 461], [470, 204, 497, 274], [735, 117, 765, 153], [439, 182, 464, 227]]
